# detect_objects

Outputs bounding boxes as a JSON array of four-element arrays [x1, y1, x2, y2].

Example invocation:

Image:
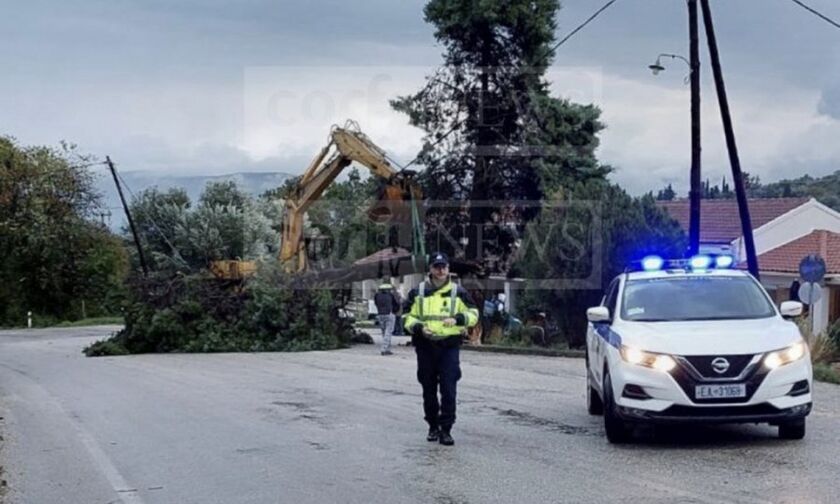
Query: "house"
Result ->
[[352, 247, 424, 301], [657, 197, 840, 334], [351, 247, 524, 316], [656, 197, 810, 255]]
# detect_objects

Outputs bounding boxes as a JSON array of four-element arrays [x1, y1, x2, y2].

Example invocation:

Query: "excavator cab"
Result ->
[[367, 170, 420, 224]]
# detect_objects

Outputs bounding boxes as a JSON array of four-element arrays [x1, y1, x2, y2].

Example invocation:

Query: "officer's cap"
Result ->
[[430, 251, 449, 267]]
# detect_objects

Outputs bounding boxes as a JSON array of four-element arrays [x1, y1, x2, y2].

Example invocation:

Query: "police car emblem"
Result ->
[[711, 357, 730, 374]]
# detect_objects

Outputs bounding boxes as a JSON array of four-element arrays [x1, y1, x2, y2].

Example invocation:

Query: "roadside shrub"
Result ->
[[84, 339, 130, 356], [828, 319, 840, 351], [813, 363, 840, 385], [809, 331, 838, 365], [83, 264, 355, 356], [797, 317, 839, 364]]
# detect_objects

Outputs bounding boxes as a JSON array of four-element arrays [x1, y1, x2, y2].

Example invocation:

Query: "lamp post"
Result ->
[[649, 49, 701, 258], [647, 0, 702, 258]]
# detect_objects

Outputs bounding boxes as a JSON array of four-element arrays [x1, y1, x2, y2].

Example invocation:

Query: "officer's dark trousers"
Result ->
[[415, 341, 461, 431]]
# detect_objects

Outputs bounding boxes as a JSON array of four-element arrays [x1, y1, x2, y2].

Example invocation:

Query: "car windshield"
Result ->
[[621, 276, 776, 322]]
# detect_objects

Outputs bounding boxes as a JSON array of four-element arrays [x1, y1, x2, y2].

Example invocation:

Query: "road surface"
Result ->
[[1, 327, 839, 504]]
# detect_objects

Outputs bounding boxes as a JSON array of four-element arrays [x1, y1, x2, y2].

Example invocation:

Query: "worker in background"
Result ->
[[374, 281, 401, 356], [403, 252, 479, 446]]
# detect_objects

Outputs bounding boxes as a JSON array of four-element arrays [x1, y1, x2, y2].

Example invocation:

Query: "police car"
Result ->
[[585, 255, 812, 443]]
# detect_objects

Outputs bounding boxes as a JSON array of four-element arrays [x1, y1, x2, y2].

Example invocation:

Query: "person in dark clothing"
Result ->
[[373, 282, 401, 355], [403, 252, 479, 446]]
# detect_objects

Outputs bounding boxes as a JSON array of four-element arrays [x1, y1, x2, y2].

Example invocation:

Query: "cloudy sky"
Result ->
[[2, 0, 839, 195]]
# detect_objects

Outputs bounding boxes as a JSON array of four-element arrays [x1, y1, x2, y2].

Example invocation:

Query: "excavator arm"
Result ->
[[279, 121, 421, 272]]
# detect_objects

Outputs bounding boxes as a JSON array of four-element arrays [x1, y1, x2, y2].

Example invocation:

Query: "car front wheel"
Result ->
[[603, 371, 631, 444], [778, 419, 806, 440], [586, 368, 604, 415]]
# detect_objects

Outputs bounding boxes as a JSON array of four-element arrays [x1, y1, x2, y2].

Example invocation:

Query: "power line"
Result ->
[[546, 0, 622, 55], [789, 0, 840, 30]]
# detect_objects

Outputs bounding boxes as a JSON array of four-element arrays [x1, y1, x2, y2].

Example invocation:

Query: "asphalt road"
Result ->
[[1, 327, 839, 504]]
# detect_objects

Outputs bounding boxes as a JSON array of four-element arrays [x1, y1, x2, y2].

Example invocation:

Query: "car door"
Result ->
[[590, 277, 619, 386]]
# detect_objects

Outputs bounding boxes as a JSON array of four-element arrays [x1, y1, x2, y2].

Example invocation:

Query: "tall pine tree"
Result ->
[[392, 0, 607, 271]]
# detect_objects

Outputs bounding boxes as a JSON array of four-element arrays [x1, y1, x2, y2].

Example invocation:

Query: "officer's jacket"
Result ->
[[403, 277, 479, 341]]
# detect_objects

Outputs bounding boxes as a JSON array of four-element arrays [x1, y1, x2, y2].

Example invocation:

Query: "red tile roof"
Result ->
[[753, 230, 840, 275], [656, 198, 810, 243], [353, 247, 411, 266]]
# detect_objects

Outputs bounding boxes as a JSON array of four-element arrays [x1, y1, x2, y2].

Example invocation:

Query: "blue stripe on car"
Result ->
[[594, 324, 622, 348]]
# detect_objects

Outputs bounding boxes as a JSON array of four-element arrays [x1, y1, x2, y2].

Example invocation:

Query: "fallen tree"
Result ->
[[84, 264, 358, 356]]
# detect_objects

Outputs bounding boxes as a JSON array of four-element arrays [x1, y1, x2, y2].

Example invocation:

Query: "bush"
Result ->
[[84, 339, 130, 356], [828, 319, 840, 350], [813, 363, 840, 385], [83, 264, 355, 356]]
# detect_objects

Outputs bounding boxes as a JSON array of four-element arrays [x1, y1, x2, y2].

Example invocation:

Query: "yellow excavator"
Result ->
[[210, 120, 423, 279]]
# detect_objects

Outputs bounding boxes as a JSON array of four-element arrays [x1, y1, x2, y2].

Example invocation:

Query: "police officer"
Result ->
[[403, 252, 479, 446]]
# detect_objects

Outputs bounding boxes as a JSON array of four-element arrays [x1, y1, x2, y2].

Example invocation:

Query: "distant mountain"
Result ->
[[96, 171, 295, 229]]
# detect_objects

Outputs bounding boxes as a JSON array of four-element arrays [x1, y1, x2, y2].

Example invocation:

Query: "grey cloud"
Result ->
[[818, 83, 840, 120]]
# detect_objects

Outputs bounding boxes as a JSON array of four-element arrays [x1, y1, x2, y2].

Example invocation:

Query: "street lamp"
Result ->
[[649, 53, 692, 82]]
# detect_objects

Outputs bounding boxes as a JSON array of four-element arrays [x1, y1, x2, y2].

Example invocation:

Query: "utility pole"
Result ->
[[699, 0, 760, 279], [107, 156, 149, 277], [688, 0, 702, 256]]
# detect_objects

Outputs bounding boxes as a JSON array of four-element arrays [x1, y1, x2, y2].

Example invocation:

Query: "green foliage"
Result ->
[[513, 180, 687, 346], [827, 319, 840, 351], [753, 171, 840, 210], [303, 168, 384, 267], [84, 265, 355, 356], [127, 181, 280, 273], [0, 137, 128, 326], [84, 339, 130, 356], [653, 170, 840, 211], [655, 184, 676, 201], [392, 0, 607, 271], [813, 363, 840, 385], [129, 173, 381, 275]]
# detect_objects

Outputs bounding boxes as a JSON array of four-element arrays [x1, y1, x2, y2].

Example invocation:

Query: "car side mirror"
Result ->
[[780, 301, 803, 319], [587, 306, 611, 324]]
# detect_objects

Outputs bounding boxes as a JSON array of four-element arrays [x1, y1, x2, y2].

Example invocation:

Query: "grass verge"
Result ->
[[54, 317, 124, 328]]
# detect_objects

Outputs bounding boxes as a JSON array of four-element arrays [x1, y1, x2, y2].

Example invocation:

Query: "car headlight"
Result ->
[[620, 345, 677, 372], [763, 342, 807, 370]]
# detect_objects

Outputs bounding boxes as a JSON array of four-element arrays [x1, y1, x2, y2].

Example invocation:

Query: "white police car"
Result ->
[[585, 255, 812, 443]]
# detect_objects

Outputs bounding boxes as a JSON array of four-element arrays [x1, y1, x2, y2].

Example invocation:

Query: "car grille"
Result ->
[[670, 359, 768, 404], [683, 354, 755, 379]]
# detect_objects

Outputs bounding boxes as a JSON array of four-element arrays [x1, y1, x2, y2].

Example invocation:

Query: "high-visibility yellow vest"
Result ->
[[404, 279, 479, 340]]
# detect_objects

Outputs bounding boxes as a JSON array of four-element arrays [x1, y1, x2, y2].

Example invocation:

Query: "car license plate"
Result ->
[[695, 384, 746, 399]]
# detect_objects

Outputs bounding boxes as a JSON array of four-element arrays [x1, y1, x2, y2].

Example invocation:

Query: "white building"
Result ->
[[658, 197, 840, 334]]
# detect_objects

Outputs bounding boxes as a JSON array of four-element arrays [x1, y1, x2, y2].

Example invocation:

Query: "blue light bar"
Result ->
[[641, 255, 664, 271], [628, 254, 737, 273], [715, 255, 735, 269], [690, 255, 712, 270]]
